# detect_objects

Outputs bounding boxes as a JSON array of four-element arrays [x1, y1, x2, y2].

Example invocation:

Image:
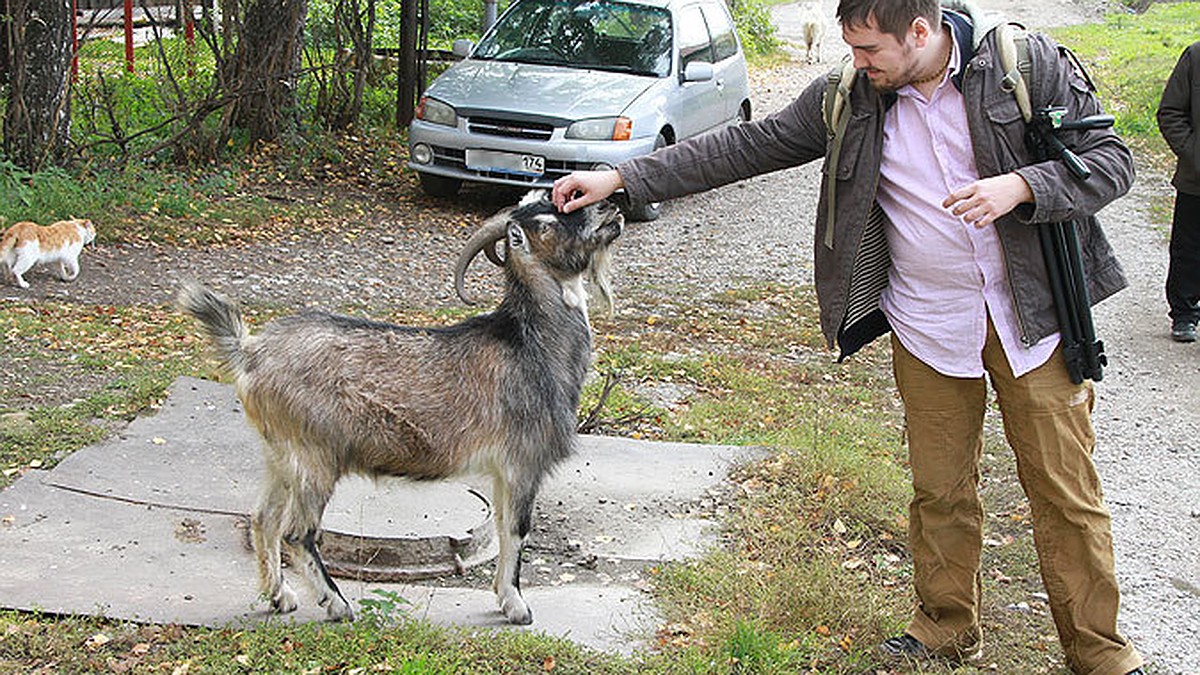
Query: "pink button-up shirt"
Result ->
[[876, 41, 1059, 378]]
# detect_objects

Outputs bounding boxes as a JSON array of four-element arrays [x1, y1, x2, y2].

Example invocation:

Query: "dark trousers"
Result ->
[[1167, 190, 1200, 322]]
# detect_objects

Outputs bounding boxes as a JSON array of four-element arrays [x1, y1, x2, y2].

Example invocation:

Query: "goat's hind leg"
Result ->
[[282, 513, 354, 621], [252, 478, 299, 614], [273, 461, 353, 621]]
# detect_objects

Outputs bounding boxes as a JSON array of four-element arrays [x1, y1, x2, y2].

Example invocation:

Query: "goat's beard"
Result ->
[[588, 247, 615, 316]]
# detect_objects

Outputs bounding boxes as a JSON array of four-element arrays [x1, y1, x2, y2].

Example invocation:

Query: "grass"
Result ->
[[1, 4, 1195, 674], [1051, 2, 1200, 167]]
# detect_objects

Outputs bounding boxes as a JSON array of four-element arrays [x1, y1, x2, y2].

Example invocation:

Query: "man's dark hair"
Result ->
[[836, 0, 941, 40]]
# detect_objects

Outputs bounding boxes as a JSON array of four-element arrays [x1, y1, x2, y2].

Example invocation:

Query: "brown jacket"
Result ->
[[617, 8, 1132, 358], [1157, 41, 1200, 195]]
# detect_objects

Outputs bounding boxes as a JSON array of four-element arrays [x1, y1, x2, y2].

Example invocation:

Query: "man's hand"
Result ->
[[552, 170, 624, 213], [943, 172, 1034, 228]]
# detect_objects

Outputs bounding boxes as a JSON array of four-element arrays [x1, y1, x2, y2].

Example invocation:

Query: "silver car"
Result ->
[[407, 0, 752, 220]]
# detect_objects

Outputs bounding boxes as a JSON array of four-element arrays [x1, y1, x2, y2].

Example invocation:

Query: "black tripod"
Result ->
[[1025, 107, 1114, 384]]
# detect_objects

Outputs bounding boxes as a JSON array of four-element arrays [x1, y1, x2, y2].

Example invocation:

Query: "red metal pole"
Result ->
[[71, 0, 79, 81], [184, 0, 194, 76], [124, 0, 134, 73]]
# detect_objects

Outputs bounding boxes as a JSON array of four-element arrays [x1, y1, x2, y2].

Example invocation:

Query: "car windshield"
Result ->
[[474, 0, 673, 77]]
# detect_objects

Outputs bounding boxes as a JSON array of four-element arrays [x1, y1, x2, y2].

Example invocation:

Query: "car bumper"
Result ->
[[408, 120, 659, 189]]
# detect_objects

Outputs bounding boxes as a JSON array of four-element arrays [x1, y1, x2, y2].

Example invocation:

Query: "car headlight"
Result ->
[[566, 117, 633, 141], [411, 143, 434, 165], [416, 97, 457, 127]]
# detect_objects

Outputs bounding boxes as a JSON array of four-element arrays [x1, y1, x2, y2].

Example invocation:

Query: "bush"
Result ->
[[731, 0, 780, 58]]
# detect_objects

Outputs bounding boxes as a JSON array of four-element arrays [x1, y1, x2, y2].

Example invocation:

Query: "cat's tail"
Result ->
[[176, 281, 251, 377]]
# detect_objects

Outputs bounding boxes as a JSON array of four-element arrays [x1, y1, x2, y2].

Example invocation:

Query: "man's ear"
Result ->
[[910, 15, 933, 46]]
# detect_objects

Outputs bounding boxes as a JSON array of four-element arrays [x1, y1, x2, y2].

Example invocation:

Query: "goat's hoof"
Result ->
[[271, 587, 299, 614], [499, 594, 533, 625], [324, 596, 355, 622]]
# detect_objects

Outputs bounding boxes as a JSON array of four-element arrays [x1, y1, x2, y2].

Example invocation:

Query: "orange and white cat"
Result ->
[[0, 219, 96, 289]]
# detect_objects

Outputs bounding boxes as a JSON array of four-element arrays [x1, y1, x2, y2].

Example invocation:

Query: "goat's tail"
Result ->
[[176, 281, 251, 376]]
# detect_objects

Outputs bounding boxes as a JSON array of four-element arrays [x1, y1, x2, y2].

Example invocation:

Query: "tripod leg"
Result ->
[[1041, 223, 1085, 384], [1060, 221, 1106, 381]]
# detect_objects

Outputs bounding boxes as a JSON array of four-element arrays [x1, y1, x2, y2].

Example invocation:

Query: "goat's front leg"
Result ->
[[492, 471, 539, 625]]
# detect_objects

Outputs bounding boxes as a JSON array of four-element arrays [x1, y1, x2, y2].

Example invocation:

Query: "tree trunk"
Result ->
[[2, 0, 74, 170], [225, 0, 307, 144], [396, 0, 417, 127], [1, 0, 11, 90]]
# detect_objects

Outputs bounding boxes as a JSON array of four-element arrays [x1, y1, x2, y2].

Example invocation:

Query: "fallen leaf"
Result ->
[[85, 632, 112, 650], [543, 655, 557, 671]]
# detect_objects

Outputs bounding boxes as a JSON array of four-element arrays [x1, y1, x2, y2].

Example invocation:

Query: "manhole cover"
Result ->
[[318, 476, 496, 581]]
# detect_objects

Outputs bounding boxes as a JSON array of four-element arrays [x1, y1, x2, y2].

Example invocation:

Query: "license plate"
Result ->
[[465, 149, 545, 177]]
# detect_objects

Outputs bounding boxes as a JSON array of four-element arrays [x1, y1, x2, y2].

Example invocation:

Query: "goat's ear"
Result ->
[[506, 221, 527, 252]]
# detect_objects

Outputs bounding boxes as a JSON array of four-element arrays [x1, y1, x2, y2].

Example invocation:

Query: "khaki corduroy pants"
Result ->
[[890, 321, 1142, 675]]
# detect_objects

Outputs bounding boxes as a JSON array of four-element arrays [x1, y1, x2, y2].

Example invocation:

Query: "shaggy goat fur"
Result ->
[[177, 191, 622, 624]]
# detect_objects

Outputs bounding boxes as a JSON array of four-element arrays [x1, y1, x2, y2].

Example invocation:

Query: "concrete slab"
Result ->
[[0, 376, 765, 654]]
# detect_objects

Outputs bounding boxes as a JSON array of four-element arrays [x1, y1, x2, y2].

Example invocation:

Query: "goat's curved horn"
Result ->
[[454, 211, 511, 305]]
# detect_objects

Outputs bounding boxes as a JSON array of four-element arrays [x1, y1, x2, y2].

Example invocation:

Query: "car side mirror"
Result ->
[[682, 61, 714, 83], [452, 39, 475, 58]]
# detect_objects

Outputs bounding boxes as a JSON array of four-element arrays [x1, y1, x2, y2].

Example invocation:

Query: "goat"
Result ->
[[797, 0, 824, 64], [176, 190, 622, 625]]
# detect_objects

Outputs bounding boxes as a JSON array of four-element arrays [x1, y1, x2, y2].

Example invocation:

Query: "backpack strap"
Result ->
[[822, 56, 858, 249], [997, 22, 1032, 122]]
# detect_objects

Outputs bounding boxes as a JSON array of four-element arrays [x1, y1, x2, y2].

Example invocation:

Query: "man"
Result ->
[[1157, 40, 1200, 343], [551, 0, 1144, 672]]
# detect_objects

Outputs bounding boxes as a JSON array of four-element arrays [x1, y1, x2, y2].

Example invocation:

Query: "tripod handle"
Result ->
[[1058, 146, 1091, 180], [1042, 133, 1091, 180], [1055, 114, 1115, 131]]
